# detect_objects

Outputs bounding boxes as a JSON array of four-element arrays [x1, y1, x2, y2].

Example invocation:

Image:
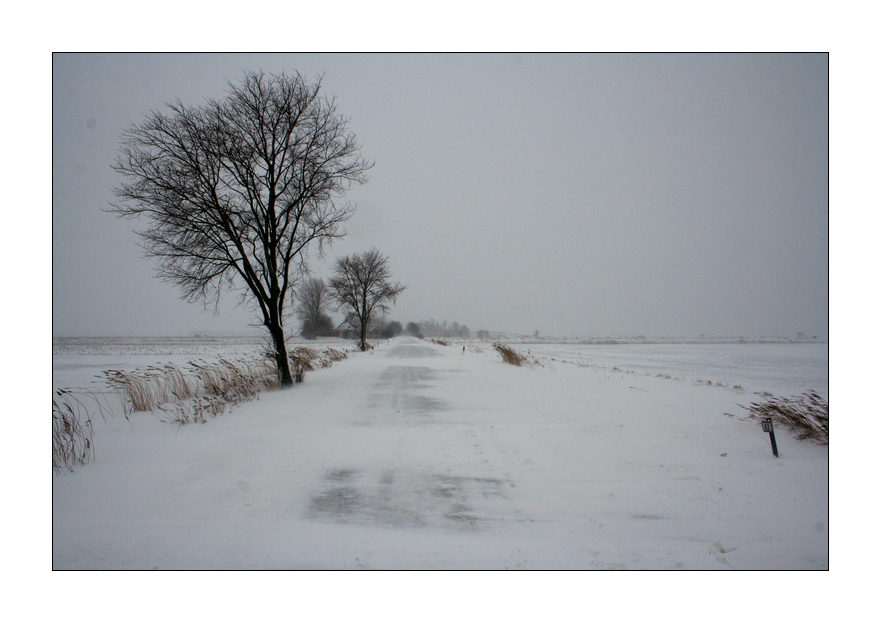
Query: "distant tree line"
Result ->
[[295, 277, 487, 344], [322, 314, 403, 341], [297, 278, 336, 339], [405, 319, 489, 339], [298, 307, 492, 343]]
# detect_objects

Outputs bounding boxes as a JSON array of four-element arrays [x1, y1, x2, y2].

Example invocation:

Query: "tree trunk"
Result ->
[[359, 320, 368, 351], [268, 323, 294, 386]]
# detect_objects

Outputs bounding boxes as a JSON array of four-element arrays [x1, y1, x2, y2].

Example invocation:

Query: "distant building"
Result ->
[[335, 314, 360, 339]]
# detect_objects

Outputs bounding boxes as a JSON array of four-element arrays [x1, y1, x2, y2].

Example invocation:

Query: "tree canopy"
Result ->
[[328, 248, 405, 351], [109, 70, 371, 384]]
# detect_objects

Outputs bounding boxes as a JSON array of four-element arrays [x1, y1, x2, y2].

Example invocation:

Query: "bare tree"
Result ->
[[109, 71, 371, 385], [328, 249, 405, 351], [382, 320, 403, 338], [297, 277, 334, 339]]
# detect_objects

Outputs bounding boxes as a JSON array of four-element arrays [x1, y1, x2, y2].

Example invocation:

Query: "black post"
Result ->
[[762, 418, 779, 458]]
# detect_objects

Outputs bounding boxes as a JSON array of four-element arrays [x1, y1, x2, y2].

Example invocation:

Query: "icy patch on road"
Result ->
[[306, 468, 520, 531], [386, 344, 440, 358], [361, 365, 450, 421]]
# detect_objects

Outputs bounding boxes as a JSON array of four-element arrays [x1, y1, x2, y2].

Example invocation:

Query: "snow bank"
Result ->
[[52, 337, 827, 570]]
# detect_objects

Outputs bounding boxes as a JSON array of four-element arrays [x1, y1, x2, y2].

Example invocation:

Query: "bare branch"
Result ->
[[108, 70, 372, 385], [328, 248, 405, 351]]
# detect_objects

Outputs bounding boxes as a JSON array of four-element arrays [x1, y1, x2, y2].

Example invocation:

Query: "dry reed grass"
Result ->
[[493, 343, 541, 369], [102, 356, 279, 428], [316, 347, 349, 367], [53, 390, 95, 473], [288, 345, 349, 380], [290, 347, 318, 382], [55, 345, 354, 468], [735, 390, 828, 445], [156, 394, 231, 425], [52, 387, 124, 473], [101, 347, 352, 426]]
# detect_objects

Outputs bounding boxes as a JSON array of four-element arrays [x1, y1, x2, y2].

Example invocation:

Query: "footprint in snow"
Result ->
[[710, 541, 739, 569]]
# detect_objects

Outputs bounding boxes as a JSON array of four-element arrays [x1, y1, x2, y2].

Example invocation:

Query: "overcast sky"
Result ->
[[53, 53, 828, 338]]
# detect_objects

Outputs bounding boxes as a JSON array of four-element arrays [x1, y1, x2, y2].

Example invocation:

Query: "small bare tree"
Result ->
[[297, 277, 334, 339], [109, 70, 370, 386], [328, 249, 405, 351]]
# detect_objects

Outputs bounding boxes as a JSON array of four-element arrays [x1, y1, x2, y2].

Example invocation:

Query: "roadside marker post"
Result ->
[[761, 418, 779, 457]]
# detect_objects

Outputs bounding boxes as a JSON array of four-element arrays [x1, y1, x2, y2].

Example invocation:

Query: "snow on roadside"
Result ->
[[52, 337, 827, 569]]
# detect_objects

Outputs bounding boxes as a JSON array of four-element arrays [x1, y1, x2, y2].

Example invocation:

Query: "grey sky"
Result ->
[[52, 53, 828, 338]]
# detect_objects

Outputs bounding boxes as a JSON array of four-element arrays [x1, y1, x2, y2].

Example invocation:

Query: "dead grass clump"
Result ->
[[104, 356, 278, 420], [102, 368, 162, 412], [316, 347, 349, 368], [195, 357, 277, 400], [157, 394, 230, 426], [494, 342, 523, 365], [102, 363, 202, 412], [738, 390, 828, 445], [53, 389, 96, 474], [52, 387, 125, 473], [431, 339, 451, 346], [101, 347, 348, 429], [290, 347, 318, 383], [493, 342, 541, 369], [150, 357, 278, 427], [190, 359, 257, 397]]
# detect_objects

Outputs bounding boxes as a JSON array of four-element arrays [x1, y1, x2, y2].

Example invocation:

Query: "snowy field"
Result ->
[[501, 340, 827, 400], [52, 335, 349, 391], [52, 336, 828, 570]]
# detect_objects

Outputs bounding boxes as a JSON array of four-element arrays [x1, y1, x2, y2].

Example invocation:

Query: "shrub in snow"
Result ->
[[493, 343, 541, 369], [52, 388, 123, 473], [103, 356, 279, 417], [738, 390, 828, 445], [53, 390, 96, 473]]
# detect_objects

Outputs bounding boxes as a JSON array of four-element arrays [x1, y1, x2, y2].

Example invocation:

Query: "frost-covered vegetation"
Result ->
[[492, 342, 542, 369], [52, 340, 354, 464], [52, 389, 97, 473], [53, 336, 827, 570], [736, 390, 828, 445]]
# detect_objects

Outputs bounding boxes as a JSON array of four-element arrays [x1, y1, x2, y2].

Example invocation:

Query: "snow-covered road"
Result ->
[[52, 337, 828, 569]]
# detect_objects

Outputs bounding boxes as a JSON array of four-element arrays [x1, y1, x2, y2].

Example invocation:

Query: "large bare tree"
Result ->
[[296, 277, 334, 338], [109, 71, 370, 385], [328, 248, 405, 351]]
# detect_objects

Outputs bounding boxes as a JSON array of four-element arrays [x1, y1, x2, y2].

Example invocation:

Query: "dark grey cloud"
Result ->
[[53, 53, 828, 337]]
